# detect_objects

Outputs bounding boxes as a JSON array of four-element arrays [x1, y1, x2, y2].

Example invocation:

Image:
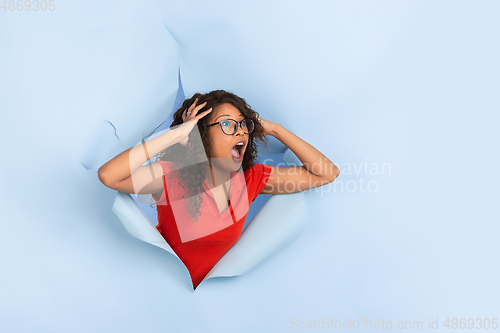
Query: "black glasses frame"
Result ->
[[207, 118, 254, 135]]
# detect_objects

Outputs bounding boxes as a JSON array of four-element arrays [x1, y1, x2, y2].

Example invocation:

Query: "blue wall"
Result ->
[[1, 0, 499, 332]]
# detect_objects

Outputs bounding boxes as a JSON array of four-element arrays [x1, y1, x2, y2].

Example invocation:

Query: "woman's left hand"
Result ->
[[257, 116, 279, 136]]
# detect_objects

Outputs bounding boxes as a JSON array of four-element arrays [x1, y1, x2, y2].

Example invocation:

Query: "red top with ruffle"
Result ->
[[152, 161, 272, 289]]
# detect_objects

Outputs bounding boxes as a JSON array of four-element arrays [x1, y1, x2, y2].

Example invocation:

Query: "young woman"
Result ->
[[98, 90, 340, 289]]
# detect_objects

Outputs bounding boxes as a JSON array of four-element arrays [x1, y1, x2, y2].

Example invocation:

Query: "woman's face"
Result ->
[[207, 103, 249, 172]]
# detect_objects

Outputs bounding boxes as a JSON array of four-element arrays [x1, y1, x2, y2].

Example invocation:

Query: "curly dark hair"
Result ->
[[155, 90, 268, 222]]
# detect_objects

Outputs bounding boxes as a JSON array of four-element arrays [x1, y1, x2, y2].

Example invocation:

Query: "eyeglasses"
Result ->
[[208, 118, 254, 135]]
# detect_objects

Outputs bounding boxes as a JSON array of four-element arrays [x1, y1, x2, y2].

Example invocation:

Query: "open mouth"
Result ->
[[230, 140, 246, 162]]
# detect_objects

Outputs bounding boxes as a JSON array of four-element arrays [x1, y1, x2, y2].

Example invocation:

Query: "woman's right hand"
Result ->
[[176, 98, 212, 146]]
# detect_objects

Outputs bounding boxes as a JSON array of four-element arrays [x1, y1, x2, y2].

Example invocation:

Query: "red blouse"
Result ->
[[152, 160, 272, 290]]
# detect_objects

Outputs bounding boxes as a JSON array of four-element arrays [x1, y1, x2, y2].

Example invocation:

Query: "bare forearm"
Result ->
[[98, 128, 181, 184], [271, 125, 339, 180]]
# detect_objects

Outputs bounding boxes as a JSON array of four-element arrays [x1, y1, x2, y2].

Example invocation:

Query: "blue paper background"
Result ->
[[1, 0, 499, 332]]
